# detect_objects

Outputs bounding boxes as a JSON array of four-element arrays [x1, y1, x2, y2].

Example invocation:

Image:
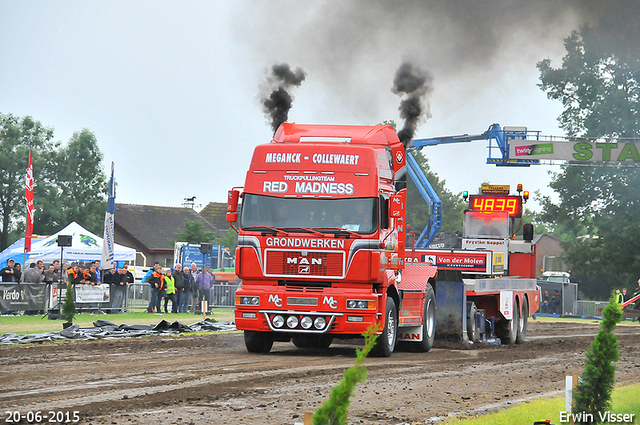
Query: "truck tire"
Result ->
[[467, 303, 479, 343], [414, 283, 436, 352], [244, 330, 274, 353], [371, 296, 398, 357], [496, 300, 519, 345], [516, 297, 529, 344]]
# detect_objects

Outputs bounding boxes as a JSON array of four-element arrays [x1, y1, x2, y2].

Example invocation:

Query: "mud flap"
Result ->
[[435, 280, 467, 342]]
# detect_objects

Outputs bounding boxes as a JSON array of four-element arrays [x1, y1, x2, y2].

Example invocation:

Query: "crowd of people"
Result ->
[[1, 258, 135, 313], [1, 257, 230, 315], [142, 262, 213, 314]]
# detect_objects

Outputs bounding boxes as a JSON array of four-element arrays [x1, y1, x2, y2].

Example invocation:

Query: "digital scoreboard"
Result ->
[[468, 194, 523, 217]]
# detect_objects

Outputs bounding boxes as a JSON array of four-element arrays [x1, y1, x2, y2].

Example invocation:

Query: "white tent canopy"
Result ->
[[26, 222, 136, 263]]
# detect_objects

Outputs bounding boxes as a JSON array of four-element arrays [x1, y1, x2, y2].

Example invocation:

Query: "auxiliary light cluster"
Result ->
[[271, 313, 327, 330]]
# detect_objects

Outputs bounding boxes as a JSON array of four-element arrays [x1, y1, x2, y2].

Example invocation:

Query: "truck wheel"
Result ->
[[414, 283, 436, 352], [371, 297, 398, 357], [516, 298, 529, 344], [244, 330, 274, 353], [467, 303, 479, 343], [496, 300, 519, 345]]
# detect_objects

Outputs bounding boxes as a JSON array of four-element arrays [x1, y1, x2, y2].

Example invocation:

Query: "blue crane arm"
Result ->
[[405, 124, 539, 247], [405, 152, 442, 248]]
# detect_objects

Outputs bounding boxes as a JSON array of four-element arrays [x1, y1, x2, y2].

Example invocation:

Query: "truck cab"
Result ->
[[228, 123, 436, 356]]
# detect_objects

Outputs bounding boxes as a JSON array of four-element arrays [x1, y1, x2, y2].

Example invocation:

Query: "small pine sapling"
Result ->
[[573, 294, 622, 424], [61, 284, 77, 324], [312, 323, 381, 425]]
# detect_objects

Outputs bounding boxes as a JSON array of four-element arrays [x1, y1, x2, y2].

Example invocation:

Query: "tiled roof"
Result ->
[[115, 203, 217, 251], [199, 202, 232, 231]]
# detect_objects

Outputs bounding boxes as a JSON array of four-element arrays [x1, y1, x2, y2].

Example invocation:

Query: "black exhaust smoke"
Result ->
[[261, 63, 307, 134], [392, 62, 434, 146]]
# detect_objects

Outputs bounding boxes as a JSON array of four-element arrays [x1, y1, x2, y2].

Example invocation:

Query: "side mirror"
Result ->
[[523, 223, 534, 242], [226, 189, 240, 223]]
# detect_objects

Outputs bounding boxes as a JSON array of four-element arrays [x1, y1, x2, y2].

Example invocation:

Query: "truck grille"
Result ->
[[264, 250, 345, 278]]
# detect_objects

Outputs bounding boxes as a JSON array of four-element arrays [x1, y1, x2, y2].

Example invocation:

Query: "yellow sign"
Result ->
[[481, 184, 510, 194], [492, 252, 505, 274]]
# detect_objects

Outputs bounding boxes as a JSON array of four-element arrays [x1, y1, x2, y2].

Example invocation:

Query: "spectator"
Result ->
[[93, 260, 101, 283], [43, 264, 57, 286], [68, 262, 83, 286], [542, 290, 551, 314], [84, 263, 99, 285], [615, 289, 624, 304], [14, 263, 22, 282], [146, 265, 164, 313], [196, 266, 213, 314], [22, 262, 42, 283], [1, 259, 19, 282], [172, 263, 185, 312], [143, 262, 161, 313], [163, 269, 177, 313], [36, 260, 45, 279], [179, 266, 194, 313], [190, 263, 199, 313], [102, 266, 119, 313]]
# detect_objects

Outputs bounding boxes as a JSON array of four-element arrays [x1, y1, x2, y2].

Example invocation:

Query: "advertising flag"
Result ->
[[101, 162, 116, 267], [25, 150, 34, 252]]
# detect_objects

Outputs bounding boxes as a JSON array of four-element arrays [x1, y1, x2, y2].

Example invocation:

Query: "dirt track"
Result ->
[[1, 320, 640, 425]]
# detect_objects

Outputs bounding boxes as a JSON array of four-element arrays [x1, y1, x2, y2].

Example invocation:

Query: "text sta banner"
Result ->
[[510, 140, 640, 163]]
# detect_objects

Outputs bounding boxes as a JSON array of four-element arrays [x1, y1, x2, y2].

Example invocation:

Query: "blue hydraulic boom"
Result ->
[[406, 124, 541, 247]]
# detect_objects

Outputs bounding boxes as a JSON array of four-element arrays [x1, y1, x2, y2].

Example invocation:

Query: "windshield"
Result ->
[[241, 194, 378, 234]]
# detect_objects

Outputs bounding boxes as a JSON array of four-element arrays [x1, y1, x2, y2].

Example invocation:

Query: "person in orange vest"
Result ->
[[147, 265, 165, 314]]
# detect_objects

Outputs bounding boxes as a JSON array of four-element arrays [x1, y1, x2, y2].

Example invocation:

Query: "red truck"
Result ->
[[227, 123, 436, 356], [227, 124, 539, 355]]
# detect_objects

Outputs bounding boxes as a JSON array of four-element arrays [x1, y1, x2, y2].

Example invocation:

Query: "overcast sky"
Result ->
[[0, 1, 625, 212]]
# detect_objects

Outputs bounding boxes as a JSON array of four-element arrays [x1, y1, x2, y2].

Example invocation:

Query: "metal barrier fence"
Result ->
[[575, 300, 609, 318], [126, 283, 239, 312]]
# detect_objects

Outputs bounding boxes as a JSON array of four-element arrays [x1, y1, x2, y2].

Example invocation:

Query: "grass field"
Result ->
[[443, 383, 640, 425], [0, 308, 235, 334]]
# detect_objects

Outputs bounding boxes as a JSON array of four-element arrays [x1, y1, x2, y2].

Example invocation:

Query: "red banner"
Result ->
[[25, 150, 34, 252]]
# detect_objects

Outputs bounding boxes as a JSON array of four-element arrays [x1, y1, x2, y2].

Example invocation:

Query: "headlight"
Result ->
[[272, 315, 285, 328], [286, 315, 299, 328], [300, 316, 313, 329], [346, 299, 375, 309], [314, 317, 326, 330], [237, 296, 259, 306]]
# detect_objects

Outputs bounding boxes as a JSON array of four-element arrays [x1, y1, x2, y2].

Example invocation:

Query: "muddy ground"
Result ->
[[1, 320, 639, 425]]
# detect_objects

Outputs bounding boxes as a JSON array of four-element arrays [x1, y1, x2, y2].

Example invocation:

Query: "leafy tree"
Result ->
[[574, 295, 622, 424], [0, 114, 56, 249], [215, 227, 238, 252], [0, 114, 108, 249], [174, 219, 216, 244], [537, 26, 640, 298], [38, 129, 108, 235]]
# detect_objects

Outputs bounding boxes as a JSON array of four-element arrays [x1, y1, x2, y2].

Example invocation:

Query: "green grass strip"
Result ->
[[443, 383, 639, 424]]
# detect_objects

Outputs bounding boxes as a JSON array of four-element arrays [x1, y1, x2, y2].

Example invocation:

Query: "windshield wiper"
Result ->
[[311, 227, 361, 238], [241, 226, 289, 236], [277, 227, 325, 236]]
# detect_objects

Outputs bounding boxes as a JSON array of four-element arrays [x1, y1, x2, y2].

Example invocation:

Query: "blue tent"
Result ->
[[0, 236, 47, 268]]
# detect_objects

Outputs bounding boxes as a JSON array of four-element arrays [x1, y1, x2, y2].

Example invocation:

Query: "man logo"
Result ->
[[268, 294, 283, 307], [298, 265, 310, 274], [323, 296, 338, 309], [287, 257, 322, 265]]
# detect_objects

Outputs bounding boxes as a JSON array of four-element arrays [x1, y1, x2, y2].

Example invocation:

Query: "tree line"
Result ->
[[0, 113, 107, 250]]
